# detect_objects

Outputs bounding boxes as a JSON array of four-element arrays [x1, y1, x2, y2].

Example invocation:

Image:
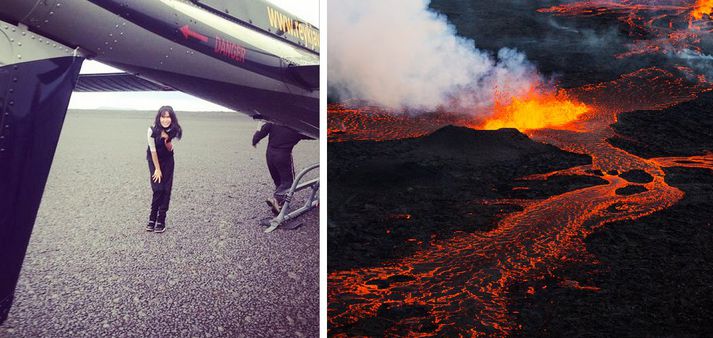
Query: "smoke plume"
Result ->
[[676, 49, 713, 79], [328, 0, 544, 114]]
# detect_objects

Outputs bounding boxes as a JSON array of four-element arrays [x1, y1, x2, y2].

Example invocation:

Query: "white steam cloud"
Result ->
[[328, 0, 544, 114], [676, 49, 713, 79]]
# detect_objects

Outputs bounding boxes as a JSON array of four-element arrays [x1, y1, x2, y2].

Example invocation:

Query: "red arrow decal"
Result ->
[[179, 25, 208, 42]]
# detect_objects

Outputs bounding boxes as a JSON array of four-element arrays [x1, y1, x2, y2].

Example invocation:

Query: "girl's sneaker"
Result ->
[[146, 221, 155, 232], [266, 198, 282, 215], [154, 222, 166, 233]]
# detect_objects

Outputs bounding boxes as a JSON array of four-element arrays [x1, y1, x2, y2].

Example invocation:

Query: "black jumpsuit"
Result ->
[[147, 126, 176, 225], [252, 123, 308, 204]]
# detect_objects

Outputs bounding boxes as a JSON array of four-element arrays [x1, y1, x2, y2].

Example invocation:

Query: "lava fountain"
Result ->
[[477, 89, 590, 132], [692, 0, 713, 19]]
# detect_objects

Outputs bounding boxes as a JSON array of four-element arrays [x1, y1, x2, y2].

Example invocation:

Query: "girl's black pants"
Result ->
[[148, 156, 174, 223]]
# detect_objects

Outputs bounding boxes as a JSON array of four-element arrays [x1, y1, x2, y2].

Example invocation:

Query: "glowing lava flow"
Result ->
[[478, 90, 590, 131], [328, 68, 713, 336], [328, 2, 713, 335], [328, 171, 686, 336]]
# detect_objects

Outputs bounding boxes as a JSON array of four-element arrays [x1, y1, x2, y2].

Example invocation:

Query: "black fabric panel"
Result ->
[[0, 56, 84, 324]]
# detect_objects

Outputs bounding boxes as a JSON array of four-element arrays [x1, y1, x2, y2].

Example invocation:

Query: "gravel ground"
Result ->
[[0, 109, 320, 338]]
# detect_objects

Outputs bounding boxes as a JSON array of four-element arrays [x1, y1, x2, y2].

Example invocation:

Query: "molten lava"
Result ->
[[328, 1, 713, 335], [692, 0, 713, 19], [327, 103, 471, 142], [328, 83, 713, 335], [479, 90, 590, 131]]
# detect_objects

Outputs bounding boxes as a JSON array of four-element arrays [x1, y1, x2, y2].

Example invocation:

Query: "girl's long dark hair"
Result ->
[[152, 105, 183, 140]]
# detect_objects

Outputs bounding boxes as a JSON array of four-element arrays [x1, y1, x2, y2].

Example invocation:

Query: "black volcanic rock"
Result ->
[[419, 126, 551, 162], [620, 169, 654, 183], [510, 175, 608, 199], [329, 126, 603, 271], [586, 169, 605, 176], [414, 125, 588, 166], [615, 185, 647, 195], [333, 126, 591, 189], [608, 91, 713, 158]]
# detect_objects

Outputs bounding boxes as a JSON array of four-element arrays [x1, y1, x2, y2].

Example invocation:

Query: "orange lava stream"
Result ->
[[328, 69, 713, 335], [329, 173, 685, 335]]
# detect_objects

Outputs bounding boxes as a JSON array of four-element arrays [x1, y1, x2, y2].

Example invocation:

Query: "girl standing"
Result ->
[[146, 106, 182, 233]]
